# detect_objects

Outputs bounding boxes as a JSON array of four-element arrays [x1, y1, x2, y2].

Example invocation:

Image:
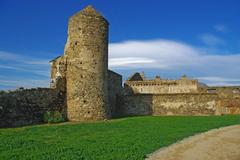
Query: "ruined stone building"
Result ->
[[122, 72, 240, 116], [49, 5, 240, 121], [1, 5, 239, 127], [124, 73, 198, 94]]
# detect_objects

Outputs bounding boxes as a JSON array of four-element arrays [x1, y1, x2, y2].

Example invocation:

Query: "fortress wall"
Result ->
[[122, 93, 218, 116], [208, 87, 240, 115], [217, 98, 240, 114], [152, 94, 218, 115], [121, 95, 153, 116], [108, 70, 123, 117], [0, 88, 65, 128]]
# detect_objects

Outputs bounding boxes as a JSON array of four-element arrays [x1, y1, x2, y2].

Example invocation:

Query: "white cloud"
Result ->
[[1, 38, 240, 89], [109, 39, 240, 86], [109, 57, 158, 68], [214, 25, 227, 33], [109, 39, 239, 70], [109, 39, 199, 69], [199, 34, 225, 46]]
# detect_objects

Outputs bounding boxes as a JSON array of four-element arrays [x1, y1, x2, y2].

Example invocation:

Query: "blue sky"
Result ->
[[0, 0, 240, 89]]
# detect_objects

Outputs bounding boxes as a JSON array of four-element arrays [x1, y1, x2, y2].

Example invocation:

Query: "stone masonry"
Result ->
[[64, 6, 110, 121], [50, 6, 123, 121], [0, 5, 239, 128], [0, 88, 65, 127], [48, 6, 240, 122], [121, 72, 240, 116]]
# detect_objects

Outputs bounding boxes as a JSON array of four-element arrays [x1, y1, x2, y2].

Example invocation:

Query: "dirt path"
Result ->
[[146, 125, 240, 160]]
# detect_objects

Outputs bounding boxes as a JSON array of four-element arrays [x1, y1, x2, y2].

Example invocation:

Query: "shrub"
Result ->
[[43, 111, 65, 123]]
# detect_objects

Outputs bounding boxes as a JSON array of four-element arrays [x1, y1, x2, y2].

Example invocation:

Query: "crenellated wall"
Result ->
[[124, 78, 198, 94]]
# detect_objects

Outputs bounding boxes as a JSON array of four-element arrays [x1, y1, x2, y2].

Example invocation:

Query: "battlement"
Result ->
[[125, 79, 198, 86], [124, 72, 199, 94]]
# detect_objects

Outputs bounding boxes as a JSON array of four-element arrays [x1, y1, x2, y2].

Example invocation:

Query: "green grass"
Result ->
[[0, 115, 239, 160]]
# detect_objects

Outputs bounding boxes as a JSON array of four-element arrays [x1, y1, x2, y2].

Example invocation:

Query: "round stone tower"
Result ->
[[64, 5, 110, 121]]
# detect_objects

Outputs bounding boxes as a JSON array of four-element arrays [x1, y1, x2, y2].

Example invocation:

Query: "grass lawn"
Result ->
[[0, 115, 240, 160]]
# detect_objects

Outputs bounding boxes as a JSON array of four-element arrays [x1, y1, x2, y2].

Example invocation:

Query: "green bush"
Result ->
[[43, 111, 65, 123]]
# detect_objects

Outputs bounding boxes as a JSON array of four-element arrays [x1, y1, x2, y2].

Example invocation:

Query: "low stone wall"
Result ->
[[122, 93, 219, 116], [0, 88, 65, 128]]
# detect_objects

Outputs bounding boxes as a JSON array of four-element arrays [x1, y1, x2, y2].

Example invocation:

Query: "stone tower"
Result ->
[[64, 5, 110, 121]]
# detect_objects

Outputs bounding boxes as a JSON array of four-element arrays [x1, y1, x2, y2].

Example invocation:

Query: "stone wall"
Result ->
[[121, 93, 219, 116], [217, 98, 240, 114], [108, 70, 123, 117], [0, 88, 65, 128], [152, 93, 218, 115], [208, 86, 240, 115], [120, 94, 153, 116]]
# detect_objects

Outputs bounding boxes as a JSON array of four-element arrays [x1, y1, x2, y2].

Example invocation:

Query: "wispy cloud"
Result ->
[[0, 79, 49, 88], [0, 51, 50, 77], [0, 51, 51, 89], [197, 77, 240, 86], [199, 34, 225, 46], [197, 77, 240, 82], [213, 24, 227, 33]]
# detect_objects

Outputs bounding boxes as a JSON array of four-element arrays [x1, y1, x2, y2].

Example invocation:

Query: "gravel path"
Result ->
[[146, 125, 240, 160]]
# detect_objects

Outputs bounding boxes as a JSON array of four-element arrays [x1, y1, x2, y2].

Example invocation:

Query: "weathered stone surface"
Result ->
[[49, 6, 123, 121], [108, 70, 123, 117], [152, 94, 218, 115], [2, 5, 240, 129], [121, 93, 218, 116], [0, 88, 65, 127], [64, 5, 110, 121]]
